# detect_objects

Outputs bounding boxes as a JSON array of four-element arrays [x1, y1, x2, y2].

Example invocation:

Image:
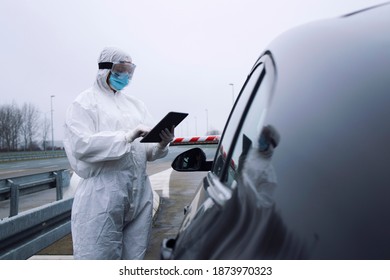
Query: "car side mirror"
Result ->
[[171, 147, 213, 172]]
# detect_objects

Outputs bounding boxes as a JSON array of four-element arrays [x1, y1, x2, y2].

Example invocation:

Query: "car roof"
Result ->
[[261, 3, 390, 259], [268, 2, 390, 88], [266, 2, 390, 152]]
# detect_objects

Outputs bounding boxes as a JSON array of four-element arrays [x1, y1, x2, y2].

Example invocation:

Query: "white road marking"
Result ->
[[44, 165, 59, 168], [10, 164, 27, 168], [0, 169, 27, 175], [149, 168, 172, 198]]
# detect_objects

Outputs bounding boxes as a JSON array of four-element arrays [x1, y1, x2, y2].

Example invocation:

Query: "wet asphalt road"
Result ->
[[1, 144, 217, 259], [0, 157, 71, 179], [145, 167, 208, 259], [144, 145, 215, 259]]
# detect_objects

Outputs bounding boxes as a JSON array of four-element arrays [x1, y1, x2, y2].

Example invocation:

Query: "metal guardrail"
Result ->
[[0, 197, 73, 260], [0, 169, 72, 259], [0, 150, 66, 162], [0, 170, 70, 217]]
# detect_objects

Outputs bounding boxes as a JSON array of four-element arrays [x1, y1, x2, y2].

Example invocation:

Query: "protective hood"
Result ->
[[95, 47, 132, 93]]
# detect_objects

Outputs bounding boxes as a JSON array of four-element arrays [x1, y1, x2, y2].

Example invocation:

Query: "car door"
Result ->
[[170, 53, 277, 259]]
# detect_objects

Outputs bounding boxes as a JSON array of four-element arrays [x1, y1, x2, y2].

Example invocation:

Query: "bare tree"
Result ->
[[41, 114, 51, 151], [0, 106, 5, 150], [11, 103, 22, 151], [0, 103, 22, 151], [20, 103, 40, 151]]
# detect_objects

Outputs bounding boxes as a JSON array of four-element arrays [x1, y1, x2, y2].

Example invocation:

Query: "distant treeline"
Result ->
[[0, 102, 54, 152]]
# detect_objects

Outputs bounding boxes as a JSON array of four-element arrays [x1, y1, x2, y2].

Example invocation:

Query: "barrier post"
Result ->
[[54, 171, 63, 201], [8, 179, 19, 217]]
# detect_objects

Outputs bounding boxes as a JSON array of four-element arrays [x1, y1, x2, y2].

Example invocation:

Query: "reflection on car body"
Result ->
[[162, 3, 390, 259]]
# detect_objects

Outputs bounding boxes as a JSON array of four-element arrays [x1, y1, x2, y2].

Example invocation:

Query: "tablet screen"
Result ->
[[140, 112, 188, 143]]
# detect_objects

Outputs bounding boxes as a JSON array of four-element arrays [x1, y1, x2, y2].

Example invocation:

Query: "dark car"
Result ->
[[161, 3, 390, 260]]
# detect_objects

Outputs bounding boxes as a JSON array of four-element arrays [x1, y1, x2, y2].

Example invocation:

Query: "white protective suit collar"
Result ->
[[94, 47, 132, 94]]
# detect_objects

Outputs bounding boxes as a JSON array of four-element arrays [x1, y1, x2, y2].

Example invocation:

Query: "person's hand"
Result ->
[[125, 124, 151, 143], [158, 126, 175, 148]]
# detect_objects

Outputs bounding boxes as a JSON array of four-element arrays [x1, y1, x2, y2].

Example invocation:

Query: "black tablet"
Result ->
[[140, 112, 188, 143]]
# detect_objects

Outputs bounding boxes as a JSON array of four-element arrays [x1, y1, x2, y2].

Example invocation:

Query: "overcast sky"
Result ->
[[0, 0, 385, 141]]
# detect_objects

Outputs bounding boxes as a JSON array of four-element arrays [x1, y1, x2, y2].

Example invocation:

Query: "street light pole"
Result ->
[[229, 83, 235, 105], [50, 95, 55, 151], [205, 109, 209, 135], [194, 116, 197, 136]]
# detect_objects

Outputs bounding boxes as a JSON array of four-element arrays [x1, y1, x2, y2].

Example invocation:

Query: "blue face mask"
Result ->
[[258, 133, 270, 152], [109, 72, 131, 91]]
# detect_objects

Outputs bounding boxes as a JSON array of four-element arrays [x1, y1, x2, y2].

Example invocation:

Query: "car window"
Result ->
[[226, 68, 273, 186], [213, 55, 275, 188], [212, 62, 265, 179]]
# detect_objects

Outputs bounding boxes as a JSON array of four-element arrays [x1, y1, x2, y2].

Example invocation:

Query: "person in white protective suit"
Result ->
[[63, 47, 174, 259]]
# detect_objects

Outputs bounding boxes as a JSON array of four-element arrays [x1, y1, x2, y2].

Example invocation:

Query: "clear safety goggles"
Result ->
[[98, 61, 136, 75]]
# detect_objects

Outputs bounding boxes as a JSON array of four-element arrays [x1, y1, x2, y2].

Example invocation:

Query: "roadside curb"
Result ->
[[152, 190, 160, 220]]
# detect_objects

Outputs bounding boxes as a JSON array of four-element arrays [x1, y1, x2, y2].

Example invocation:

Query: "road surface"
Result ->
[[0, 144, 217, 259]]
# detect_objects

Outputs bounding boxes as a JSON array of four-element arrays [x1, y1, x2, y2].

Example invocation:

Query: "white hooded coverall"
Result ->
[[63, 47, 168, 259]]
